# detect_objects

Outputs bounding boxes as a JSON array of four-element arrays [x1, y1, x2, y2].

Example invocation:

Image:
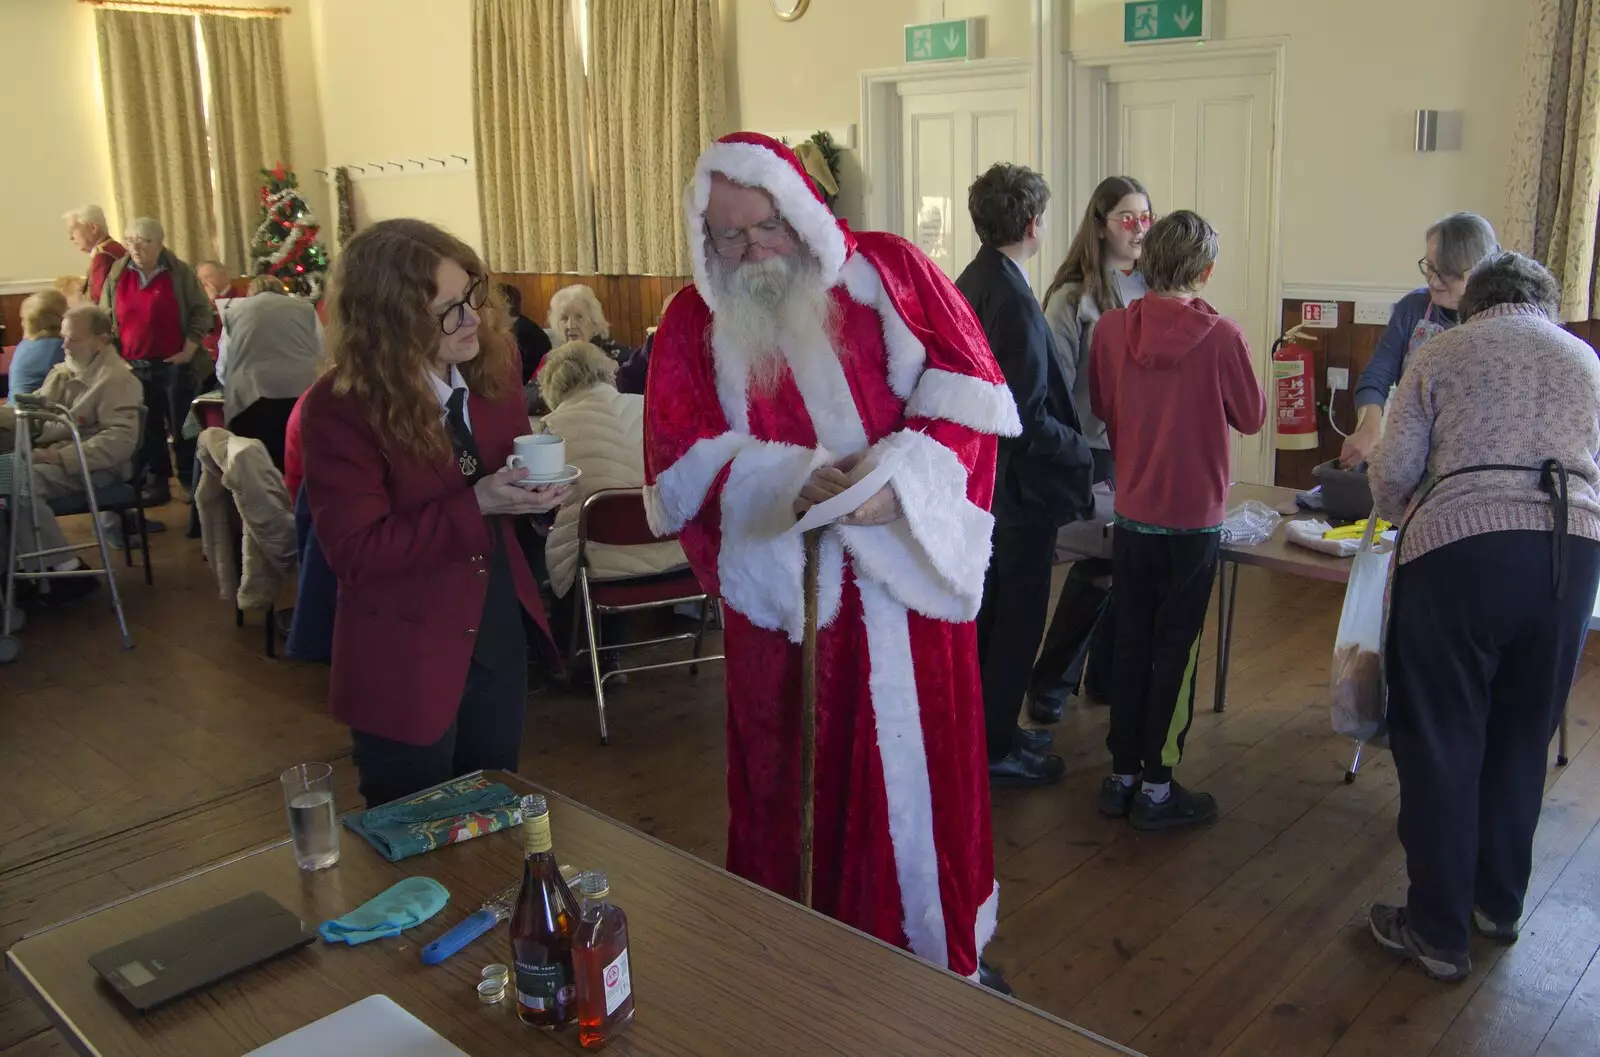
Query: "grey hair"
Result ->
[[1426, 212, 1498, 280], [63, 304, 115, 340], [127, 216, 164, 244], [537, 340, 618, 410], [1141, 210, 1220, 294], [548, 284, 610, 338], [248, 274, 285, 295], [62, 204, 108, 231], [1458, 252, 1559, 321]]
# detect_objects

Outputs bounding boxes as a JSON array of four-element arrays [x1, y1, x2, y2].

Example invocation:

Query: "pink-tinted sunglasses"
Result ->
[[1110, 212, 1155, 233]]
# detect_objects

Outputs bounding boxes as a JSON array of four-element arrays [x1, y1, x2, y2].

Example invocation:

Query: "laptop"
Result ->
[[89, 890, 315, 1011], [244, 996, 469, 1057]]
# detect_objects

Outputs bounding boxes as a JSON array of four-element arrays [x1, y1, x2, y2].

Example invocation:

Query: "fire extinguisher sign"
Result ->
[[1300, 301, 1340, 328]]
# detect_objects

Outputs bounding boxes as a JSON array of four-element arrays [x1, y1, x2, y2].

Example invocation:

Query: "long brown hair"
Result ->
[[1042, 176, 1150, 312], [325, 219, 513, 462]]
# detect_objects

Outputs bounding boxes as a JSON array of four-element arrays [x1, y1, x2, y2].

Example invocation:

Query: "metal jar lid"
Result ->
[[481, 963, 510, 981], [477, 977, 507, 1003]]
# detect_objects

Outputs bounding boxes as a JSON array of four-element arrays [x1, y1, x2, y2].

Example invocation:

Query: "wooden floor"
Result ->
[[3, 503, 1600, 1056]]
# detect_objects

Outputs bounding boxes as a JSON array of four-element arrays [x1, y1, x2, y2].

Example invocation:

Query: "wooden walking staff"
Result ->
[[798, 527, 823, 909]]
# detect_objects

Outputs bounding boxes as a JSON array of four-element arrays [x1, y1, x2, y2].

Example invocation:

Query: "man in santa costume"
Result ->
[[644, 132, 1021, 989]]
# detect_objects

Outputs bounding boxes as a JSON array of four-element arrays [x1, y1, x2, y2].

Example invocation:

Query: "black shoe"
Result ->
[[978, 959, 1013, 996], [988, 748, 1065, 787], [26, 576, 99, 611], [1129, 780, 1217, 830], [1027, 694, 1064, 724], [1369, 904, 1471, 982], [1017, 726, 1054, 754], [1097, 776, 1137, 818]]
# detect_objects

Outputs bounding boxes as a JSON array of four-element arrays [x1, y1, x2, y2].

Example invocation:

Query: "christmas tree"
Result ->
[[251, 162, 330, 300]]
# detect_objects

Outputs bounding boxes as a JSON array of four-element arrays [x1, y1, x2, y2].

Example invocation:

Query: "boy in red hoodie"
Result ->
[[1089, 210, 1266, 829]]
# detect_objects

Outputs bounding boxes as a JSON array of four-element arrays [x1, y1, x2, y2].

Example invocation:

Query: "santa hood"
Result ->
[[684, 132, 855, 314]]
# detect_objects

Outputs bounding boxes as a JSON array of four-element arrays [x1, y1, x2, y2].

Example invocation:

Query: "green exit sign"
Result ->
[[905, 19, 983, 63], [1124, 0, 1211, 45]]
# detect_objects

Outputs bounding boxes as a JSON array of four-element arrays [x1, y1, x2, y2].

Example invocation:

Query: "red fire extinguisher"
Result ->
[[1273, 325, 1319, 451]]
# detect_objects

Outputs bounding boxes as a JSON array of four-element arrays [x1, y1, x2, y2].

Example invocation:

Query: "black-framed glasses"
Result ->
[[438, 275, 489, 334], [1417, 257, 1451, 282], [706, 217, 792, 258]]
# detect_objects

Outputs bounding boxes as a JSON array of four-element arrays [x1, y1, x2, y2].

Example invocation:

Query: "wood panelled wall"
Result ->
[[1, 291, 29, 348], [495, 274, 691, 350], [1275, 299, 1600, 489]]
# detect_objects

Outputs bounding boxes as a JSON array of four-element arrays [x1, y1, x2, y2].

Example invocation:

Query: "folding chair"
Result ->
[[46, 406, 154, 586], [2, 395, 131, 663], [567, 488, 723, 744]]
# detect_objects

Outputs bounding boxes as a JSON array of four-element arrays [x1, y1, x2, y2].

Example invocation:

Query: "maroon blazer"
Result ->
[[300, 371, 554, 746]]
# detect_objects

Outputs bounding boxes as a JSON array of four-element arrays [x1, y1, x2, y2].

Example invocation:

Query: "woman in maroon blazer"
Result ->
[[301, 219, 572, 807]]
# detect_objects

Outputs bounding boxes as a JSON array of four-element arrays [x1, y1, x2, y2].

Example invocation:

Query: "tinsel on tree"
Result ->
[[251, 162, 330, 299]]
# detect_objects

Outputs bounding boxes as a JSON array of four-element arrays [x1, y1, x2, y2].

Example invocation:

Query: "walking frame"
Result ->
[[2, 395, 132, 663]]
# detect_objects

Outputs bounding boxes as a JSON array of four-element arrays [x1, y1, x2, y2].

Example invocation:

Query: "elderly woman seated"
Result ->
[[216, 275, 324, 470], [0, 306, 142, 607], [9, 290, 68, 395], [547, 285, 646, 394], [1365, 252, 1600, 982]]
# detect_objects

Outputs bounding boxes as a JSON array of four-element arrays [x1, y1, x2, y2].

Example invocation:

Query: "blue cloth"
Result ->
[[343, 779, 521, 862], [317, 877, 450, 945], [287, 482, 336, 662], [1353, 288, 1458, 410], [7, 338, 65, 395]]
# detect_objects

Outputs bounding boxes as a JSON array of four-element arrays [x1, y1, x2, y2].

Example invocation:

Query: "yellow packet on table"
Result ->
[[1323, 518, 1392, 541]]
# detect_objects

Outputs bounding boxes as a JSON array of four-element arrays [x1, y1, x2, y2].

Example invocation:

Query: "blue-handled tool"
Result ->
[[421, 883, 518, 965]]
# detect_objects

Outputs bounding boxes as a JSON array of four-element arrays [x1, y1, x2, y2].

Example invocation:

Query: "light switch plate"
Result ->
[[1355, 301, 1393, 326]]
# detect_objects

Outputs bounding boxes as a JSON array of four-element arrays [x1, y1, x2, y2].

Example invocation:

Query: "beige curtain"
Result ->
[[589, 0, 724, 275], [472, 0, 594, 273], [1503, 0, 1600, 321], [201, 15, 292, 275], [96, 9, 215, 265]]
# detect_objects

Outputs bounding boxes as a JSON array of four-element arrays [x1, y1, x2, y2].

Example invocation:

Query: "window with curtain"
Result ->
[[471, 0, 724, 275], [1504, 0, 1600, 321], [94, 6, 291, 272]]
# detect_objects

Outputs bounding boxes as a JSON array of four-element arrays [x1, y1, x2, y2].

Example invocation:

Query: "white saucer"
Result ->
[[515, 464, 582, 488]]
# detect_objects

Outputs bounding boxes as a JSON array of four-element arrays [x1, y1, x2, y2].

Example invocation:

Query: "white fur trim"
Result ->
[[709, 330, 753, 435], [717, 442, 844, 641], [975, 881, 999, 958], [838, 430, 994, 622], [838, 254, 926, 399], [685, 141, 848, 314], [645, 431, 751, 537], [781, 320, 869, 457], [904, 369, 1023, 438], [857, 577, 949, 969]]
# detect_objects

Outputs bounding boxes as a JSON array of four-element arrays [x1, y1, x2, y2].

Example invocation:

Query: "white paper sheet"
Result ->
[[791, 449, 902, 535], [244, 995, 468, 1057]]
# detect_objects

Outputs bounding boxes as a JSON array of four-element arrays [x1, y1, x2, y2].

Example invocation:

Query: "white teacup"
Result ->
[[506, 434, 566, 485]]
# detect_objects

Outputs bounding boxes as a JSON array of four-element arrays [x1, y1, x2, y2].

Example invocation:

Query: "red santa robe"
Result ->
[[643, 133, 1021, 978]]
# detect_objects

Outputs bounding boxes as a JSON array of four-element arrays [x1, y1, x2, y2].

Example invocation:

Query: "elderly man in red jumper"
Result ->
[[644, 132, 1020, 990]]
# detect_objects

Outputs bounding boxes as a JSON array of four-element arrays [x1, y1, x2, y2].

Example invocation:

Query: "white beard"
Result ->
[[708, 251, 838, 395]]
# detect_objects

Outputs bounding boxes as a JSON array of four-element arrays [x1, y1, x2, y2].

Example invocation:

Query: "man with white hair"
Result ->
[[645, 133, 1020, 990], [100, 217, 215, 505], [63, 204, 126, 303]]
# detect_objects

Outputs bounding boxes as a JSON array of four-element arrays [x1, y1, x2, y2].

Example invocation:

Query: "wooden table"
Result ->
[[7, 771, 1139, 1057]]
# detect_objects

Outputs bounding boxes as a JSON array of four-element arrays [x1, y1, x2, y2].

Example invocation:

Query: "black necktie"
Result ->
[[444, 388, 484, 481]]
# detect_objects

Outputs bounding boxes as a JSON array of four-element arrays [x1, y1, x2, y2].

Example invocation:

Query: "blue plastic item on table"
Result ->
[[318, 877, 450, 945]]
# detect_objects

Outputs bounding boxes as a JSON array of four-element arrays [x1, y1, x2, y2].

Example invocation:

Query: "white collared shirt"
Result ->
[[426, 364, 471, 432]]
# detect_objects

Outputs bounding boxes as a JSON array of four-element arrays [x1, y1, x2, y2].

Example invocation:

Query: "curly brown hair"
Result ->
[[325, 219, 513, 461]]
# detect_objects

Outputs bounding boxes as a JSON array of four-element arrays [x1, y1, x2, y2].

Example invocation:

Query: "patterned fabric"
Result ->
[[202, 16, 290, 275], [1503, 0, 1600, 321], [471, 0, 594, 272], [95, 10, 215, 265], [589, 0, 724, 275], [343, 775, 522, 862]]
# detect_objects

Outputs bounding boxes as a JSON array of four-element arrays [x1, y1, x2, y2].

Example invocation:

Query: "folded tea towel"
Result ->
[[344, 781, 521, 862], [318, 877, 450, 945]]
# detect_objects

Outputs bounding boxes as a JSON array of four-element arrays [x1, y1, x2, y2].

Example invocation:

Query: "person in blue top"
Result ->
[[1340, 212, 1498, 467], [8, 290, 69, 395]]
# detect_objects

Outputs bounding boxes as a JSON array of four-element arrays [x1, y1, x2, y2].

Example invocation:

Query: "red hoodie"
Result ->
[[1089, 295, 1266, 530]]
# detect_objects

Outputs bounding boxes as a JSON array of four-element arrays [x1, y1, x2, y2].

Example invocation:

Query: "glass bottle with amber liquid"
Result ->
[[510, 794, 581, 1028], [573, 871, 634, 1048]]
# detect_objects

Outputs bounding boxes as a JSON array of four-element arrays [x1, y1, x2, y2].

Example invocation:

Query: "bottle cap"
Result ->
[[520, 793, 548, 818], [559, 864, 579, 885], [476, 977, 506, 1003], [481, 963, 509, 982], [577, 870, 610, 900]]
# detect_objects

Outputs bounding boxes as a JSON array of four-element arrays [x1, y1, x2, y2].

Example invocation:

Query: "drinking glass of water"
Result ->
[[281, 762, 340, 871]]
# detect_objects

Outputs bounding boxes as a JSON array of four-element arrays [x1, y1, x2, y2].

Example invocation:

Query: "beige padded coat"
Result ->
[[542, 384, 686, 597]]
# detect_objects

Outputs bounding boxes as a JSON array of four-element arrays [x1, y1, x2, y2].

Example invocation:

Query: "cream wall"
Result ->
[[1069, 0, 1528, 293], [309, 0, 483, 255], [0, 0, 116, 285], [0, 0, 328, 286]]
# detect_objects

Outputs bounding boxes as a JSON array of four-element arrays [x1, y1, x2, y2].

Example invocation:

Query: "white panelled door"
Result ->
[[897, 80, 1034, 285], [1105, 64, 1276, 483]]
